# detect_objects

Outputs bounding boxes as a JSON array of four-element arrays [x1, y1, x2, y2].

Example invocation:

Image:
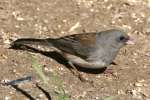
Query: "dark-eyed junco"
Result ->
[[11, 29, 134, 80]]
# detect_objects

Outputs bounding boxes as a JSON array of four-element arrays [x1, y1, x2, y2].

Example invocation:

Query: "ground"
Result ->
[[0, 0, 150, 100]]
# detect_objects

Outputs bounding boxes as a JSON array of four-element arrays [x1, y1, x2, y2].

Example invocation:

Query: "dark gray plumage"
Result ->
[[11, 29, 133, 69]]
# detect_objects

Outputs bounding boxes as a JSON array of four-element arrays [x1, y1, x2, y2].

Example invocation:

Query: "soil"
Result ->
[[0, 0, 150, 100]]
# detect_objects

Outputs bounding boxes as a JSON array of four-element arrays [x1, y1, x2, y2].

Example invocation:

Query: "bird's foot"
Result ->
[[104, 68, 113, 74], [104, 68, 118, 78], [68, 61, 93, 83]]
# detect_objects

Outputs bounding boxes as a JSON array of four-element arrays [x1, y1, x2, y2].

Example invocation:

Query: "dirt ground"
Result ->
[[0, 0, 150, 100]]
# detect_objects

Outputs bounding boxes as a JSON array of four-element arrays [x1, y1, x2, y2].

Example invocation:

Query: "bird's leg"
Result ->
[[103, 68, 118, 78], [68, 61, 82, 78], [68, 61, 78, 75], [68, 61, 87, 82], [104, 68, 113, 74]]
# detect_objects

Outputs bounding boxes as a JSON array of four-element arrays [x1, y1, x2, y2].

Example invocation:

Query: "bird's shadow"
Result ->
[[9, 45, 107, 74], [3, 83, 52, 100]]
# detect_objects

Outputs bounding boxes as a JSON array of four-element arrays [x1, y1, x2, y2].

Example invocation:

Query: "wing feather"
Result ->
[[52, 33, 98, 59]]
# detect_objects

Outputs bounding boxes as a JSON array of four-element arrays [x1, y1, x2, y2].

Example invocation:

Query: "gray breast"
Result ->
[[87, 47, 119, 66]]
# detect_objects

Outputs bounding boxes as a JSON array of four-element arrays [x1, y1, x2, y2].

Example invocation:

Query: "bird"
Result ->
[[11, 29, 134, 81]]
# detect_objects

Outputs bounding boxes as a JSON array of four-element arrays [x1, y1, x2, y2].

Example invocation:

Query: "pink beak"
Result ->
[[126, 37, 135, 45]]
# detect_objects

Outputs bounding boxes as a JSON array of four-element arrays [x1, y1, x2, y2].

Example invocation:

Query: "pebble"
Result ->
[[16, 17, 24, 21], [69, 22, 80, 32], [5, 96, 11, 100], [134, 82, 143, 87]]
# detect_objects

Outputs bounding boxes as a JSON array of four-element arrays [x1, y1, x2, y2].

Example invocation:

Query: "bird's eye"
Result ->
[[119, 36, 126, 41]]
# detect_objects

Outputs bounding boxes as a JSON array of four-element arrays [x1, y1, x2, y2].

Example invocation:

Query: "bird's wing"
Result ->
[[51, 33, 98, 59]]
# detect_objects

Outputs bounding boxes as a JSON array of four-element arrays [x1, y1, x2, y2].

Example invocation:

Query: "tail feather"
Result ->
[[11, 38, 54, 47]]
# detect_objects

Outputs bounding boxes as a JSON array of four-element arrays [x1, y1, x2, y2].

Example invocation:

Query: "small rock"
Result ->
[[90, 9, 94, 12], [134, 82, 143, 87], [4, 39, 10, 44], [69, 22, 80, 32], [118, 90, 125, 95], [16, 17, 24, 21], [5, 96, 11, 100]]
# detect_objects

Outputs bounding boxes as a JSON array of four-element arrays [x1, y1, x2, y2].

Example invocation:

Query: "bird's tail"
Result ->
[[11, 38, 54, 47]]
